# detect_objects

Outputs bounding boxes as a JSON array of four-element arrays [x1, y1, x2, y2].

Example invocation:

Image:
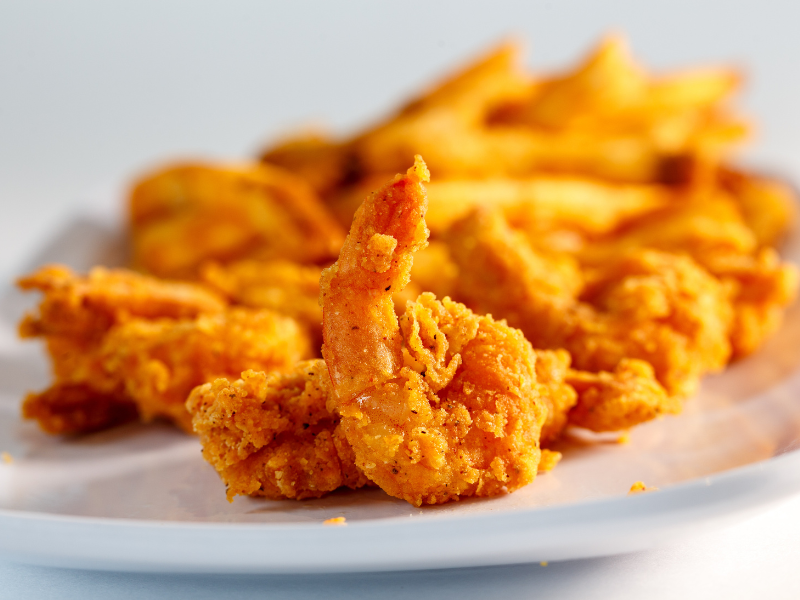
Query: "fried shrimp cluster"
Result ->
[[188, 360, 368, 501], [18, 34, 798, 509], [446, 209, 732, 399], [320, 158, 549, 505], [19, 265, 311, 433]]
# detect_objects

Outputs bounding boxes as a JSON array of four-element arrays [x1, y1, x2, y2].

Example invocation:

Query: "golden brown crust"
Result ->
[[19, 266, 311, 434], [446, 209, 731, 398], [22, 384, 137, 435], [187, 361, 369, 501], [18, 265, 226, 340], [199, 259, 324, 350], [322, 158, 548, 506], [566, 359, 679, 432]]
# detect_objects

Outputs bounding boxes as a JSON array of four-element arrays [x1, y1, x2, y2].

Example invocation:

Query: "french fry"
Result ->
[[130, 162, 344, 278]]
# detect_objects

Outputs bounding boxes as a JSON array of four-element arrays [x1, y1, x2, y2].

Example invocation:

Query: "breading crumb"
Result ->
[[1, 452, 13, 465], [628, 481, 658, 494], [323, 517, 347, 526], [538, 450, 562, 473]]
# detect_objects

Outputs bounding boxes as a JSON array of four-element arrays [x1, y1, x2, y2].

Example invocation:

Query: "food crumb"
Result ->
[[538, 450, 562, 473], [628, 481, 658, 494], [1, 452, 12, 465], [540, 561, 548, 567], [323, 517, 347, 526], [616, 432, 631, 444]]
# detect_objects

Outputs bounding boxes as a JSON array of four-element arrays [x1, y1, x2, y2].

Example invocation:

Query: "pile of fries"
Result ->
[[18, 36, 798, 507]]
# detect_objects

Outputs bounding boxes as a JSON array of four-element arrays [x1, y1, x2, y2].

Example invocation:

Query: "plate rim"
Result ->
[[1, 448, 799, 573]]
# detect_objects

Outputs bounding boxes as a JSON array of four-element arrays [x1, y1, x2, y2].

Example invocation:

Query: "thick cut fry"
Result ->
[[514, 35, 648, 130], [424, 176, 671, 235], [321, 158, 549, 506], [187, 361, 369, 501], [259, 132, 356, 197], [129, 162, 344, 278]]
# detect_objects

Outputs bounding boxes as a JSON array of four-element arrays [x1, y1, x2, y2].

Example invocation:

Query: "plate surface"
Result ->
[[0, 198, 799, 573]]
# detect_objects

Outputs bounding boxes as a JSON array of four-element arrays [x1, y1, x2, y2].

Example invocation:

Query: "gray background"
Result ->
[[1, 1, 799, 597]]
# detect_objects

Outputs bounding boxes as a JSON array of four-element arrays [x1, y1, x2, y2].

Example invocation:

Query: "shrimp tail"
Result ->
[[321, 156, 430, 401]]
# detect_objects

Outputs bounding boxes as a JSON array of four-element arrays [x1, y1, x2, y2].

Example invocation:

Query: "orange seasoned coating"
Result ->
[[19, 265, 311, 434], [534, 349, 578, 446], [129, 162, 344, 279], [22, 384, 137, 435], [100, 308, 311, 431], [200, 259, 324, 349], [566, 359, 679, 432], [579, 193, 799, 359], [721, 168, 796, 248], [446, 209, 732, 398], [187, 361, 369, 501], [18, 265, 226, 340], [321, 158, 548, 506], [537, 449, 562, 473], [704, 249, 799, 358]]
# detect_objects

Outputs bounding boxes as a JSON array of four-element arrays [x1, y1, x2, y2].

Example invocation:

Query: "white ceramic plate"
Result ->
[[0, 197, 799, 573]]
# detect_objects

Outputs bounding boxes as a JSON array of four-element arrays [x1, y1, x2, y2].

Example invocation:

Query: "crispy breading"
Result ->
[[579, 194, 799, 358], [566, 359, 679, 432], [100, 308, 311, 431], [321, 158, 549, 506], [22, 384, 138, 435], [18, 265, 226, 340], [703, 249, 799, 358], [200, 259, 324, 349], [534, 349, 578, 446], [19, 266, 311, 433], [129, 162, 344, 278], [446, 209, 731, 398], [187, 361, 369, 501]]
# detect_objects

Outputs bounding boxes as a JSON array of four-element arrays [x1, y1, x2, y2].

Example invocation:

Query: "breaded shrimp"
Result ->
[[200, 258, 324, 350], [446, 209, 731, 398], [534, 349, 578, 446], [18, 265, 226, 340], [187, 361, 369, 501], [19, 265, 311, 433], [566, 359, 679, 432], [321, 157, 548, 506]]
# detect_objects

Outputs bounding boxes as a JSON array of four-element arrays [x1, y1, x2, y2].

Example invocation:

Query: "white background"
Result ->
[[1, 1, 800, 597]]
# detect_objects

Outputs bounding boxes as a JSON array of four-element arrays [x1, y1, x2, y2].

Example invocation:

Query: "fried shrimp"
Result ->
[[187, 360, 369, 501], [566, 359, 679, 432], [446, 209, 731, 398], [321, 157, 548, 506], [19, 265, 311, 433], [200, 258, 324, 349]]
